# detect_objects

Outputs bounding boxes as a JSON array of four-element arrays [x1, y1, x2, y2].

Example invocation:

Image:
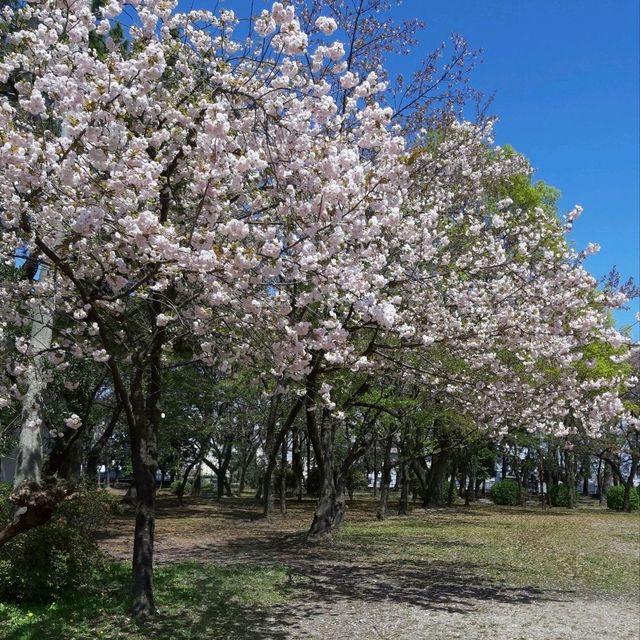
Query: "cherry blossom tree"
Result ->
[[0, 0, 411, 615], [0, 0, 634, 617]]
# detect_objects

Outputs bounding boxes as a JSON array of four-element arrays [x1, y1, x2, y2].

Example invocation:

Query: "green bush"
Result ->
[[346, 468, 369, 498], [606, 485, 640, 511], [489, 479, 525, 506], [0, 484, 115, 602], [549, 483, 571, 507], [445, 482, 458, 505], [170, 479, 192, 496]]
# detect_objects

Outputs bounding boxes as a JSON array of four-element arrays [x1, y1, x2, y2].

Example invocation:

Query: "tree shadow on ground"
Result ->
[[189, 528, 573, 628]]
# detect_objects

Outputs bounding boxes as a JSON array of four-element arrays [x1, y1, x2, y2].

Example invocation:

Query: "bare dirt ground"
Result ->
[[99, 494, 640, 640]]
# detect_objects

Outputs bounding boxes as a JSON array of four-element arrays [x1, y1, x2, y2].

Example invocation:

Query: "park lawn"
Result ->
[[335, 502, 640, 592], [0, 496, 638, 639], [0, 562, 296, 640]]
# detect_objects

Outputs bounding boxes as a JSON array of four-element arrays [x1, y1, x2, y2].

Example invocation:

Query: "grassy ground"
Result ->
[[0, 494, 638, 639]]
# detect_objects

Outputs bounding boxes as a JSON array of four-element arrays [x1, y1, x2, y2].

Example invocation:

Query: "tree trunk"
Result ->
[[307, 400, 344, 539], [238, 462, 248, 496], [566, 449, 577, 509], [623, 455, 639, 512], [215, 440, 232, 500], [410, 457, 429, 506], [376, 435, 393, 520], [372, 439, 378, 498], [538, 449, 548, 509], [425, 420, 449, 508], [279, 433, 288, 516], [600, 459, 613, 505], [447, 461, 457, 507], [130, 389, 158, 619], [190, 465, 202, 497], [13, 295, 53, 490], [581, 454, 590, 496], [292, 428, 304, 502], [398, 460, 409, 515]]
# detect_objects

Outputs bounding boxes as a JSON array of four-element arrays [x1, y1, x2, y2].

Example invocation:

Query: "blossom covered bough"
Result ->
[[0, 0, 634, 617]]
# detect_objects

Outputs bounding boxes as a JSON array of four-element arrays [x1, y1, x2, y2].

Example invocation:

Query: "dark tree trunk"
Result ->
[[623, 454, 639, 512], [398, 461, 409, 515], [376, 435, 393, 520], [600, 460, 613, 504], [190, 466, 202, 497], [292, 428, 304, 502], [464, 469, 473, 507], [307, 400, 345, 539], [130, 388, 158, 619], [410, 457, 429, 506], [581, 454, 590, 496], [238, 466, 247, 496], [566, 450, 577, 509], [215, 440, 232, 500], [279, 433, 288, 516], [447, 461, 457, 507], [538, 449, 548, 509], [372, 439, 378, 498], [425, 420, 449, 508], [176, 458, 197, 506]]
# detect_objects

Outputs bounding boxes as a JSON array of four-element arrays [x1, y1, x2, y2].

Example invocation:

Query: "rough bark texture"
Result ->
[[398, 461, 409, 515], [130, 382, 159, 619], [307, 395, 345, 539], [623, 454, 638, 512], [14, 297, 52, 489], [279, 434, 288, 516], [566, 450, 577, 509], [425, 420, 449, 508], [376, 435, 393, 520], [292, 428, 304, 501]]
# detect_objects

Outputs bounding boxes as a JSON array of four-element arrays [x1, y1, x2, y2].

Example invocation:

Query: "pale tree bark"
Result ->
[[13, 291, 53, 489]]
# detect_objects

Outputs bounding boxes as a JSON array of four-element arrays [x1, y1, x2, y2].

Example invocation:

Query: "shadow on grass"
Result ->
[[0, 562, 294, 640]]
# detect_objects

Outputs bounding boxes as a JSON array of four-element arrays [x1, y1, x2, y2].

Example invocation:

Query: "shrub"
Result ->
[[345, 468, 369, 499], [549, 483, 571, 507], [489, 479, 525, 506], [445, 482, 458, 505], [0, 484, 115, 602], [170, 479, 192, 496], [606, 485, 640, 511]]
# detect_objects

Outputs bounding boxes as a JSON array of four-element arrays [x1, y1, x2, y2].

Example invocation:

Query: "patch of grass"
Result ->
[[337, 504, 640, 593], [0, 562, 295, 640]]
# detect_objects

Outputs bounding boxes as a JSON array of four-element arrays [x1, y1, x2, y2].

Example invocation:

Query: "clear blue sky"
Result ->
[[389, 0, 639, 339]]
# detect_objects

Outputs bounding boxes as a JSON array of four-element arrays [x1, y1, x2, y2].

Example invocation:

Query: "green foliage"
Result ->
[[170, 480, 192, 496], [489, 479, 525, 506], [345, 467, 369, 496], [549, 483, 571, 507], [0, 484, 117, 602], [444, 482, 458, 505], [606, 485, 639, 511]]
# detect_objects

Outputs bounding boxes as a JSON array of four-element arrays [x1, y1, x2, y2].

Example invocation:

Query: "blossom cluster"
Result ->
[[0, 0, 632, 440]]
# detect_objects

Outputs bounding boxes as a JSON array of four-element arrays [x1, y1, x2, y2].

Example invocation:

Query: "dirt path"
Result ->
[[99, 494, 640, 640]]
